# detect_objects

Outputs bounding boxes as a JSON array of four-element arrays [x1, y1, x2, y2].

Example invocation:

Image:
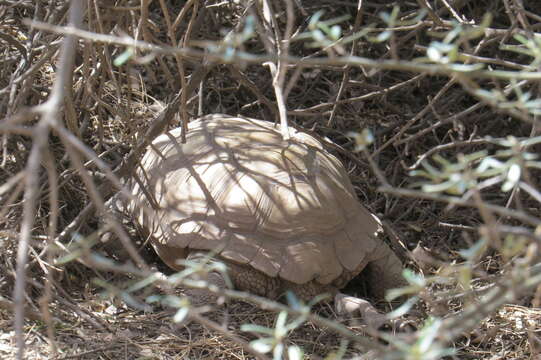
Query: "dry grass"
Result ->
[[2, 0, 541, 359], [0, 295, 365, 359]]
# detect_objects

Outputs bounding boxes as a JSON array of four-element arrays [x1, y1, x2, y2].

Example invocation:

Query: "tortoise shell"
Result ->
[[125, 115, 390, 296]]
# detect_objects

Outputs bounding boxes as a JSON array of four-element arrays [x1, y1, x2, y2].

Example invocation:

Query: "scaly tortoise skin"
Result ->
[[122, 114, 404, 303]]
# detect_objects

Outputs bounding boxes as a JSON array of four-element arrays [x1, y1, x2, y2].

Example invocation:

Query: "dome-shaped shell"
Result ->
[[126, 115, 382, 286]]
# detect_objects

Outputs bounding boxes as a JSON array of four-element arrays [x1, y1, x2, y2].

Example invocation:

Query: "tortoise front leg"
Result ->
[[334, 293, 389, 329]]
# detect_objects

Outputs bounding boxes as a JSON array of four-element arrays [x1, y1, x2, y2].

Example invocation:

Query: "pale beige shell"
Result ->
[[126, 114, 384, 287]]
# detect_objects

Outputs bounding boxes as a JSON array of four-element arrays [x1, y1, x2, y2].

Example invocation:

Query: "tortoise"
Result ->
[[115, 114, 405, 325]]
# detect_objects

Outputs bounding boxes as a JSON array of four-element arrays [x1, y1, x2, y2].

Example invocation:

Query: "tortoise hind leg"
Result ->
[[365, 240, 406, 299], [334, 241, 406, 329]]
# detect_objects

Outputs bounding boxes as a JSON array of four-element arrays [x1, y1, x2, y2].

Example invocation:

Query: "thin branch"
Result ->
[[379, 186, 541, 227], [14, 2, 85, 359], [404, 138, 494, 170], [24, 20, 541, 82]]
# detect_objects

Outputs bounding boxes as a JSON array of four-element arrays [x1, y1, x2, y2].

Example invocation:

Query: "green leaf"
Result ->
[[448, 63, 485, 72], [274, 311, 288, 338], [329, 25, 341, 40], [113, 48, 134, 67], [308, 293, 330, 307], [54, 248, 85, 265], [288, 346, 304, 360], [427, 46, 442, 62], [386, 296, 419, 318], [250, 339, 274, 354], [502, 163, 521, 191], [241, 324, 275, 335], [386, 287, 413, 302], [312, 29, 326, 43], [173, 307, 189, 323], [145, 295, 162, 304], [346, 129, 374, 152], [285, 291, 301, 309], [376, 30, 392, 42], [403, 268, 426, 287], [417, 317, 442, 352], [459, 237, 488, 260], [273, 343, 284, 360], [155, 295, 184, 308], [308, 10, 325, 30], [126, 272, 161, 293]]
